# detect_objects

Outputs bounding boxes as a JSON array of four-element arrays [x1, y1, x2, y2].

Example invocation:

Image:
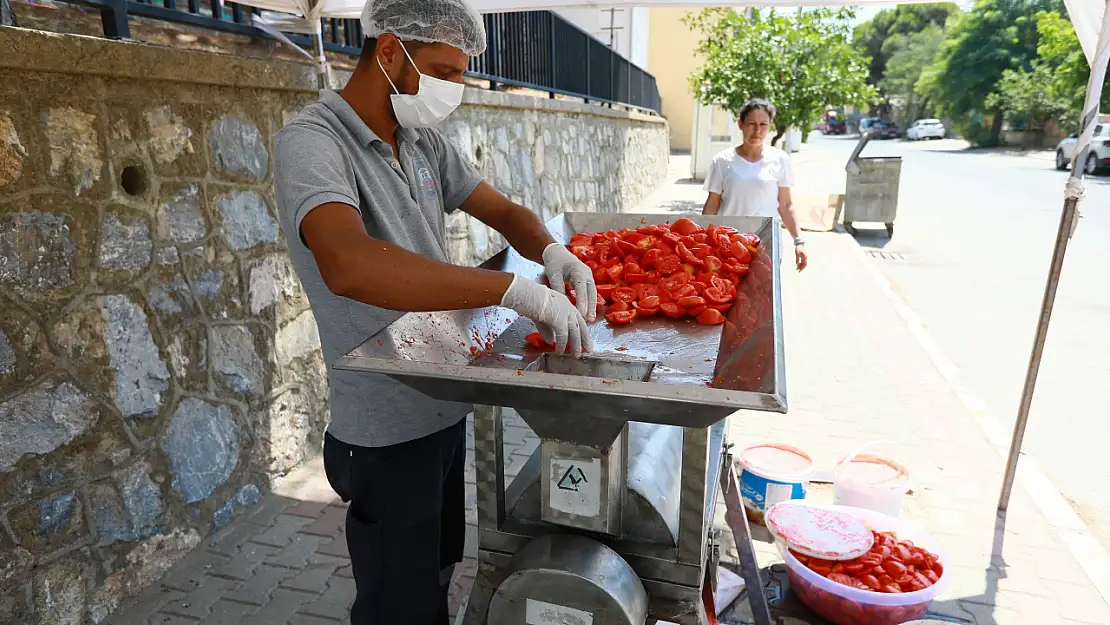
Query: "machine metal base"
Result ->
[[459, 451, 773, 625]]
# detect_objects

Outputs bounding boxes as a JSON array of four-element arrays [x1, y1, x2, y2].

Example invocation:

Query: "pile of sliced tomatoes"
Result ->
[[788, 531, 945, 625], [564, 218, 762, 327], [793, 531, 943, 594]]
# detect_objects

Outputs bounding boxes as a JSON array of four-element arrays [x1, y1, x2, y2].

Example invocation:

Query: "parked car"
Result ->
[[873, 121, 901, 140], [906, 119, 947, 140], [1055, 124, 1110, 174], [858, 117, 880, 135]]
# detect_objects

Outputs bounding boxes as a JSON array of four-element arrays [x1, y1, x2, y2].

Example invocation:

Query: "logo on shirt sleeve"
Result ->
[[412, 156, 438, 200]]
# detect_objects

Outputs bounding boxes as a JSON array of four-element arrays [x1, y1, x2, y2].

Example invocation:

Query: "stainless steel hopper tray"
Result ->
[[334, 213, 786, 427]]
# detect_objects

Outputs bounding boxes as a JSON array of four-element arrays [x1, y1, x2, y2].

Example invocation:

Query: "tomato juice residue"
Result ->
[[615, 346, 629, 352]]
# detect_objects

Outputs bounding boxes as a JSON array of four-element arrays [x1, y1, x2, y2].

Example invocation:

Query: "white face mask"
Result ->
[[377, 42, 465, 128]]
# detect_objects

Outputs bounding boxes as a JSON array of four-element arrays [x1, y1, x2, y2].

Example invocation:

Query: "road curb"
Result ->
[[834, 228, 1110, 607]]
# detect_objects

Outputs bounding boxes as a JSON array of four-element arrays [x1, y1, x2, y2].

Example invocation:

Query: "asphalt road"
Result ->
[[801, 133, 1110, 549]]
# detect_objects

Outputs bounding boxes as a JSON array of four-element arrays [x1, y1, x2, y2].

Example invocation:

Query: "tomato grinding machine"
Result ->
[[336, 214, 787, 625]]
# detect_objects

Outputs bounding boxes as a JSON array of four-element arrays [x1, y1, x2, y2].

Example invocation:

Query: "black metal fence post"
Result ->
[[99, 0, 130, 38]]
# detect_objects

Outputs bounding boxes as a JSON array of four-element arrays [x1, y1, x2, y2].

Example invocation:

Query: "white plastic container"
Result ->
[[737, 443, 816, 525], [776, 506, 949, 625], [833, 443, 910, 518]]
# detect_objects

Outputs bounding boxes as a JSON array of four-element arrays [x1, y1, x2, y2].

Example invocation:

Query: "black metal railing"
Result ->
[[57, 0, 660, 113]]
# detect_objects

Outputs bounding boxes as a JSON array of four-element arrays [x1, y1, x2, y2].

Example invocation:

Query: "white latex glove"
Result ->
[[501, 274, 593, 355], [542, 242, 598, 322]]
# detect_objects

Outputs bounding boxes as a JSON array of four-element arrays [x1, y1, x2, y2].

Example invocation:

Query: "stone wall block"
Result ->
[[33, 550, 96, 625], [208, 114, 269, 183], [155, 183, 208, 246], [246, 253, 309, 328], [165, 323, 208, 395], [9, 488, 86, 554], [0, 403, 135, 517], [214, 189, 280, 252], [0, 200, 97, 309], [88, 528, 201, 623], [161, 397, 241, 505], [0, 538, 33, 595], [250, 388, 312, 477], [210, 324, 266, 400], [273, 309, 322, 373], [97, 207, 154, 287], [181, 238, 244, 322], [0, 376, 99, 474], [94, 294, 171, 421], [0, 303, 52, 398], [0, 109, 33, 192], [42, 105, 106, 198], [89, 461, 164, 546]]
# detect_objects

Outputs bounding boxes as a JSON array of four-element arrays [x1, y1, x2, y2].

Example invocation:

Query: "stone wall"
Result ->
[[0, 27, 668, 624]]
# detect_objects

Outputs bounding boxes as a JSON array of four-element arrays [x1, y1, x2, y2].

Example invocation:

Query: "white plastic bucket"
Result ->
[[738, 443, 816, 525], [833, 442, 910, 518]]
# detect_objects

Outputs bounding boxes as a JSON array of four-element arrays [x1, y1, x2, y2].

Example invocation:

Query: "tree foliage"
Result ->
[[879, 25, 946, 122], [852, 4, 961, 88], [924, 0, 1062, 143], [684, 8, 877, 145], [988, 10, 1109, 131]]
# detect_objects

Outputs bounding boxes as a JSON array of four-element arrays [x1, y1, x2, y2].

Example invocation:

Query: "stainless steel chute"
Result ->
[[335, 213, 787, 625]]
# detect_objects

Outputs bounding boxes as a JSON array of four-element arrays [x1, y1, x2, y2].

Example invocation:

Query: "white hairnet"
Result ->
[[361, 0, 487, 56]]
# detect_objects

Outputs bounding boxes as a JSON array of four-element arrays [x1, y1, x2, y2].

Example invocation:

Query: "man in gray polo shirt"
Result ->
[[273, 1, 597, 623]]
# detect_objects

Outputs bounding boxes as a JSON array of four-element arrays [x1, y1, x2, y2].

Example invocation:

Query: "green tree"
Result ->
[[986, 63, 1071, 129], [986, 11, 1109, 132], [853, 3, 961, 88], [685, 8, 877, 146], [879, 25, 946, 123], [924, 0, 1062, 144]]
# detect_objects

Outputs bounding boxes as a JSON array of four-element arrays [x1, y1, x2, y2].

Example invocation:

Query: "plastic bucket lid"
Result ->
[[739, 443, 815, 483], [836, 453, 910, 491], [766, 501, 874, 561]]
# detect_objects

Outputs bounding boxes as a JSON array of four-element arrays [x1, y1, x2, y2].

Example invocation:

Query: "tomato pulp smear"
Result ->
[[565, 218, 762, 328]]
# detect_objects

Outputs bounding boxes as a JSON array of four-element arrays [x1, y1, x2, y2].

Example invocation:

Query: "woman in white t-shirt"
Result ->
[[702, 99, 807, 271]]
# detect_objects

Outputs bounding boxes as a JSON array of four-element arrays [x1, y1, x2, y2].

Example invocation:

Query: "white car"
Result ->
[[906, 119, 946, 140], [1055, 124, 1110, 174]]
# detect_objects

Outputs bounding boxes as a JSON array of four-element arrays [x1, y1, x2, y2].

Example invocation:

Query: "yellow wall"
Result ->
[[646, 7, 703, 152]]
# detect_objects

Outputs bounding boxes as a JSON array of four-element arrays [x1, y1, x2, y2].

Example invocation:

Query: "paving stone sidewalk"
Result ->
[[106, 151, 1110, 625]]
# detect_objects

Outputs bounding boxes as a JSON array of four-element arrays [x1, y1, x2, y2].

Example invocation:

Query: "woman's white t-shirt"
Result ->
[[703, 146, 793, 217]]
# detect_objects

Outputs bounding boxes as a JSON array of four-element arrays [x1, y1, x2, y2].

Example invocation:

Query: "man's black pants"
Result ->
[[322, 419, 466, 625]]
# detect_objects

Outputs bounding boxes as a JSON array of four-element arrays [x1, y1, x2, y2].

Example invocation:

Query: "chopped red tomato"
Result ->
[[671, 217, 701, 236], [611, 287, 638, 303], [660, 303, 686, 318], [697, 309, 726, 325], [605, 310, 636, 325]]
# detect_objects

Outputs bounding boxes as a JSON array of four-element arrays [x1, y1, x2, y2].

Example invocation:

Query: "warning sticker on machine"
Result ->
[[525, 598, 593, 625], [548, 456, 600, 517]]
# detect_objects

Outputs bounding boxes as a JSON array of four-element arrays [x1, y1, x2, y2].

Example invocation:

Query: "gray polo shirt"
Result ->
[[273, 89, 482, 448]]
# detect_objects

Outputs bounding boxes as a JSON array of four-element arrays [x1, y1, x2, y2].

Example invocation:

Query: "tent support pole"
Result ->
[[997, 196, 1079, 511], [999, 2, 1110, 511], [312, 31, 328, 90]]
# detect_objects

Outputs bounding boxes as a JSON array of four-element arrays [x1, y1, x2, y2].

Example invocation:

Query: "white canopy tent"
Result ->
[[246, 0, 1108, 512]]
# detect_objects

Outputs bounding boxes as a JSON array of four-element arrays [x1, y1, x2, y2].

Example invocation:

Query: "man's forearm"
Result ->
[[489, 203, 556, 264], [327, 240, 514, 311]]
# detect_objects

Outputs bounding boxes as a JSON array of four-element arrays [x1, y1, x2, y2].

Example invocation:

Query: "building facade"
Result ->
[[553, 6, 650, 70], [645, 7, 702, 153]]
